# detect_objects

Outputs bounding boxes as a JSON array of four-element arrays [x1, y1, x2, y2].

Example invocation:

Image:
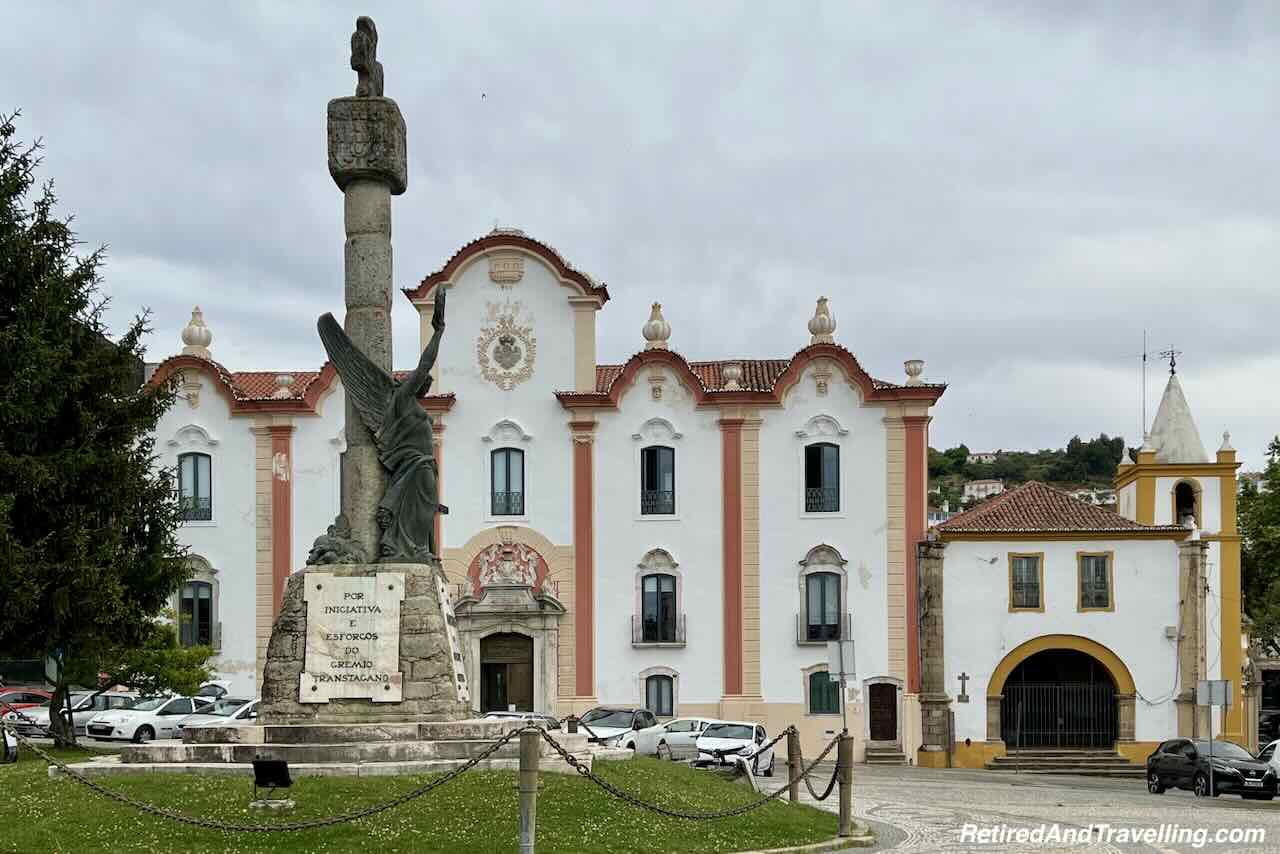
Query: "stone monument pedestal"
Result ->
[[261, 562, 471, 725]]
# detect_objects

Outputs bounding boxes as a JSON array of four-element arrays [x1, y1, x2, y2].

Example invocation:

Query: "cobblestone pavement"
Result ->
[[797, 763, 1280, 853]]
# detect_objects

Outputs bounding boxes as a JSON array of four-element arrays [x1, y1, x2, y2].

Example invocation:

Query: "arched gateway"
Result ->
[[987, 635, 1136, 749]]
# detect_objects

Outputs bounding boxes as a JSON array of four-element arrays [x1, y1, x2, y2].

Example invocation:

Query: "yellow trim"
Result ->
[[950, 740, 1007, 768], [1169, 479, 1202, 529], [917, 749, 949, 768], [941, 529, 1186, 542], [1114, 461, 1240, 489], [1008, 552, 1045, 613], [1135, 474, 1155, 524], [1116, 742, 1163, 765], [1220, 536, 1244, 742], [1076, 551, 1116, 612], [987, 634, 1136, 696]]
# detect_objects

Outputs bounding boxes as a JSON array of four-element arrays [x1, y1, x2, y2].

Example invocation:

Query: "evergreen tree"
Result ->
[[0, 113, 191, 744], [1241, 437, 1280, 655]]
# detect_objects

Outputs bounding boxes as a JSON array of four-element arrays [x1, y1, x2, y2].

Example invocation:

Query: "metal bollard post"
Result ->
[[519, 729, 539, 854], [837, 731, 854, 837], [787, 728, 801, 803]]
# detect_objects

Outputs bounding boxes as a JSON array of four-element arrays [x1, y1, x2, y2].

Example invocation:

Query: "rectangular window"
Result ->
[[645, 676, 673, 717], [1078, 552, 1114, 611], [808, 670, 840, 715], [805, 572, 841, 641], [641, 574, 678, 643], [178, 453, 212, 521], [641, 446, 675, 515], [804, 443, 840, 512], [1009, 553, 1043, 612], [490, 448, 525, 515], [180, 581, 213, 647]]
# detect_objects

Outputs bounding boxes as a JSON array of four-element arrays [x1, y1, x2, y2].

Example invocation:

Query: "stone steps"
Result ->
[[986, 749, 1145, 777], [184, 719, 525, 745], [864, 748, 907, 766], [54, 753, 593, 780]]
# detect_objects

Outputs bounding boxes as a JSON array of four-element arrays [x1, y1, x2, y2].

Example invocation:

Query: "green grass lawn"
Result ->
[[1, 747, 843, 853]]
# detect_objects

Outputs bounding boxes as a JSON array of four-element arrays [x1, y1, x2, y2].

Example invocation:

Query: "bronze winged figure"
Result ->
[[316, 286, 447, 562]]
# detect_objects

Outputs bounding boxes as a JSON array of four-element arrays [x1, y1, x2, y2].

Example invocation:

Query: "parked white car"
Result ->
[[695, 721, 776, 776], [176, 698, 259, 735], [578, 707, 664, 753], [650, 717, 719, 759], [1259, 739, 1280, 774], [480, 711, 561, 730], [85, 696, 212, 743], [3, 691, 137, 737]]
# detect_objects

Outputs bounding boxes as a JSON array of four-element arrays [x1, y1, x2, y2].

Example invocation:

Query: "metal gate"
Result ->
[[1001, 682, 1116, 749]]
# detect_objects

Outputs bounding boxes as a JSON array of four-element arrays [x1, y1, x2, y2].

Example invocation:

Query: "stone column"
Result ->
[[327, 95, 407, 559], [917, 540, 950, 766], [1175, 539, 1209, 737]]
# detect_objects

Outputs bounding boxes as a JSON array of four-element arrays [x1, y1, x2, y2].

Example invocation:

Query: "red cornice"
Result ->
[[554, 343, 948, 411], [420, 393, 457, 414], [146, 355, 241, 410], [404, 233, 610, 304]]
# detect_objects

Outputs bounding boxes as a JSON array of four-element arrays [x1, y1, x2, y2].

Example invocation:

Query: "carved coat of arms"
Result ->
[[477, 301, 536, 390]]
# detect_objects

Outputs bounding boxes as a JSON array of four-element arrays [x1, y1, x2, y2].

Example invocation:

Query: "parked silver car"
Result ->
[[2, 691, 137, 737]]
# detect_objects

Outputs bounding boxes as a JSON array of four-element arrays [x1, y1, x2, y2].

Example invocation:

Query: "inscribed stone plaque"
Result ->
[[299, 572, 405, 702], [436, 571, 471, 705]]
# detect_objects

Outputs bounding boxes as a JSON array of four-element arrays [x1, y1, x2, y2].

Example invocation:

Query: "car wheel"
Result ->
[[656, 741, 671, 760], [764, 755, 775, 777], [133, 725, 154, 744], [1147, 771, 1165, 794], [1193, 772, 1211, 798]]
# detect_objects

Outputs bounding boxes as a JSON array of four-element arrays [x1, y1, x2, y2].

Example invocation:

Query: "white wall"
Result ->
[[1153, 475, 1222, 532], [431, 255, 577, 549], [155, 381, 259, 698], [758, 364, 890, 706], [592, 364, 724, 710], [290, 383, 345, 570], [943, 538, 1180, 743]]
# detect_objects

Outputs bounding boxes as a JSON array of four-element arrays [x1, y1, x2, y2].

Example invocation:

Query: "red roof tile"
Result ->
[[936, 481, 1186, 535], [230, 370, 322, 400]]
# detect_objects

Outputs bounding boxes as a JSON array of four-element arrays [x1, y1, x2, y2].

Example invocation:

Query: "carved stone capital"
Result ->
[[327, 97, 407, 195]]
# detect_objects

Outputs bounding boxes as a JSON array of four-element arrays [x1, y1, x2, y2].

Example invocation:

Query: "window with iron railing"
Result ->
[[804, 443, 839, 512], [178, 453, 212, 521], [641, 446, 675, 515], [636, 573, 683, 644], [491, 448, 525, 516], [804, 571, 841, 641]]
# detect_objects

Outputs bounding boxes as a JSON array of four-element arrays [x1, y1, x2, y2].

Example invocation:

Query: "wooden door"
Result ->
[[480, 633, 534, 712], [868, 683, 897, 741]]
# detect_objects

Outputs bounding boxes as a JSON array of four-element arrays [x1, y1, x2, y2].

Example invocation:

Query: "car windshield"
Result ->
[[703, 724, 753, 740], [69, 693, 92, 708], [580, 709, 635, 728], [205, 699, 248, 717], [129, 697, 168, 712], [1195, 741, 1254, 761]]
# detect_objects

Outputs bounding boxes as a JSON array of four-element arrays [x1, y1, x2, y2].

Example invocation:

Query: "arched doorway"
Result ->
[[480, 633, 534, 712], [1000, 649, 1116, 748]]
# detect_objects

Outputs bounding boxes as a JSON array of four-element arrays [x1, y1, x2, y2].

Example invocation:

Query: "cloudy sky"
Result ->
[[8, 2, 1279, 467]]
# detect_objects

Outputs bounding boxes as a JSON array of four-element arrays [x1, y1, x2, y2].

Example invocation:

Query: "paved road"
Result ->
[[798, 764, 1280, 852]]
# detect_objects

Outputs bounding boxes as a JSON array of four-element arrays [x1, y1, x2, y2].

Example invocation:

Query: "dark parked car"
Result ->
[[1147, 738, 1276, 799]]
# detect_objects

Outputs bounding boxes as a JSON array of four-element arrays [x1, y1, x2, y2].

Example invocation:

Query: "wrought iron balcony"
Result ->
[[180, 496, 212, 521], [795, 612, 852, 645], [804, 487, 840, 513], [491, 490, 525, 516], [632, 613, 686, 646], [641, 489, 675, 515]]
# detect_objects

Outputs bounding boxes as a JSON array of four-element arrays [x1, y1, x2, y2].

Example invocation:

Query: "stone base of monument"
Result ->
[[52, 719, 629, 779]]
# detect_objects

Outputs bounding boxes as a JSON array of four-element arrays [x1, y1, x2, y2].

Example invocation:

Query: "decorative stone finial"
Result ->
[[181, 306, 212, 358], [721, 363, 743, 390], [808, 297, 836, 345], [904, 359, 925, 386], [642, 303, 671, 350], [1140, 432, 1155, 452], [1220, 431, 1234, 452], [272, 374, 296, 399], [350, 16, 384, 97]]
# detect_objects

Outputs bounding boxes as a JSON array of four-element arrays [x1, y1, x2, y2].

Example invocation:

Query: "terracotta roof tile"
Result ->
[[230, 370, 322, 400], [936, 481, 1185, 535]]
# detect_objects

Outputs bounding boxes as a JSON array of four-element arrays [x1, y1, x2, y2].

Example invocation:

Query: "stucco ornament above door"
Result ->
[[488, 251, 525, 287], [477, 300, 537, 390]]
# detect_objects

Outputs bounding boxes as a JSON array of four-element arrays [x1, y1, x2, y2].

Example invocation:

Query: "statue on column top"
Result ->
[[351, 16, 385, 97]]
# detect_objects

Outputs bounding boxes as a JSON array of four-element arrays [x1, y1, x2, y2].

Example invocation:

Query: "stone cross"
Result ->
[[327, 16, 408, 559], [957, 671, 970, 703]]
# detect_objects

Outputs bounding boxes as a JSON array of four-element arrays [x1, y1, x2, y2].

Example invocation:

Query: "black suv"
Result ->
[[1147, 738, 1276, 800]]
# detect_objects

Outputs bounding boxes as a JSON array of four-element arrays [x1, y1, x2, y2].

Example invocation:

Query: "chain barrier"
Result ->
[[538, 725, 840, 820], [5, 717, 529, 833], [800, 755, 840, 802]]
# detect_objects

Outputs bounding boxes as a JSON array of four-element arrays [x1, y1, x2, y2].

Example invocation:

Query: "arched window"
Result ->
[[640, 446, 675, 515], [491, 448, 525, 516], [640, 574, 678, 643], [1174, 481, 1198, 527], [179, 580, 213, 647], [645, 674, 674, 717], [808, 669, 839, 715], [804, 443, 840, 512], [805, 572, 841, 641], [178, 452, 211, 521]]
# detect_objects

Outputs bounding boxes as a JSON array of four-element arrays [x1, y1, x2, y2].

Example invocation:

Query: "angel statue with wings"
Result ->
[[316, 287, 448, 562]]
